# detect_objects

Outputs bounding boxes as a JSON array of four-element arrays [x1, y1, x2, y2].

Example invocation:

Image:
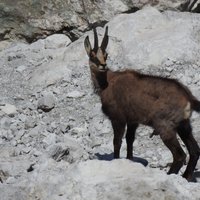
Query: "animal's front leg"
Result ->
[[126, 123, 138, 159], [111, 120, 125, 159]]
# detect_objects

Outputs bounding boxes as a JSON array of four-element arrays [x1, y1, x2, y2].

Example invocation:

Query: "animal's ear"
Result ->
[[101, 26, 109, 52], [84, 36, 92, 56]]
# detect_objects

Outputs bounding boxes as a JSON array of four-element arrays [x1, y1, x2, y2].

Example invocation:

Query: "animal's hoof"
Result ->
[[183, 173, 197, 182], [149, 130, 159, 138]]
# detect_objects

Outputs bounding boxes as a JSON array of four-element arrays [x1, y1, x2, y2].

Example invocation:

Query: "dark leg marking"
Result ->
[[159, 129, 186, 175], [126, 123, 138, 159], [111, 120, 126, 159], [177, 119, 200, 181]]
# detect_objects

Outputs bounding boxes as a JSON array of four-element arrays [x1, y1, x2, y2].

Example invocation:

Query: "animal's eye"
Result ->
[[90, 56, 100, 65], [90, 51, 96, 58]]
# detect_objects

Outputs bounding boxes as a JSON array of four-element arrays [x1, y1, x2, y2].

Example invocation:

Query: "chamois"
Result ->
[[84, 27, 200, 181]]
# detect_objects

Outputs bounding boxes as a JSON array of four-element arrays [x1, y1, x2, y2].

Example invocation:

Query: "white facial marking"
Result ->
[[96, 48, 106, 65]]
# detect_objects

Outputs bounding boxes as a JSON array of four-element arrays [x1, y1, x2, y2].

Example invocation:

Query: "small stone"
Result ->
[[32, 149, 42, 157], [18, 114, 27, 122], [16, 65, 27, 73], [11, 140, 17, 146], [25, 116, 37, 129], [60, 124, 71, 133], [0, 117, 11, 129], [27, 164, 35, 172], [0, 170, 9, 183], [5, 176, 16, 184], [43, 133, 57, 145], [22, 146, 32, 154], [0, 104, 17, 117], [51, 122, 57, 130], [49, 145, 70, 162], [37, 94, 55, 112], [67, 91, 85, 98]]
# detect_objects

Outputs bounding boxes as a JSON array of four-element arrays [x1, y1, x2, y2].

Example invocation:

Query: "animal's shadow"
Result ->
[[96, 153, 200, 183], [95, 153, 148, 167], [95, 153, 200, 183]]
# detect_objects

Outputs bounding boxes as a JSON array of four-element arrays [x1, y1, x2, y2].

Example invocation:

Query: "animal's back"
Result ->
[[102, 70, 191, 125]]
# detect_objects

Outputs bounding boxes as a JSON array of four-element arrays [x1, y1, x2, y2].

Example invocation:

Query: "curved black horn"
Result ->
[[93, 27, 99, 53], [101, 26, 109, 52]]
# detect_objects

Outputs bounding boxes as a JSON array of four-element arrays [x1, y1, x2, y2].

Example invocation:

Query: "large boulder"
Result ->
[[65, 160, 200, 200], [1, 0, 198, 41], [1, 160, 199, 200], [106, 7, 200, 69]]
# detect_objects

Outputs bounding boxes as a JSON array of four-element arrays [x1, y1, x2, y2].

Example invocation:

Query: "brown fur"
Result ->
[[84, 27, 200, 181]]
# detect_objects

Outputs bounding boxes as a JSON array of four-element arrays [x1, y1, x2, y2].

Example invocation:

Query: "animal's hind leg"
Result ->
[[111, 120, 126, 159], [159, 128, 186, 175], [177, 119, 200, 181], [126, 123, 138, 159]]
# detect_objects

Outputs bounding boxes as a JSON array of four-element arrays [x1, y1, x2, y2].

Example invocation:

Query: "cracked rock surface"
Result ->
[[0, 7, 200, 200]]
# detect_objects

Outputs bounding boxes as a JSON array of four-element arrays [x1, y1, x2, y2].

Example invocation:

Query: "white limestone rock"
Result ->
[[37, 93, 56, 112], [44, 34, 71, 49], [0, 104, 17, 117]]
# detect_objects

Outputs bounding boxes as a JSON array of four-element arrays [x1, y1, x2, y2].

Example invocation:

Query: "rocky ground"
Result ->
[[0, 6, 200, 200]]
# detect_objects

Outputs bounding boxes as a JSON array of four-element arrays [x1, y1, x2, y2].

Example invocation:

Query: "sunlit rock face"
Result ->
[[0, 0, 197, 42]]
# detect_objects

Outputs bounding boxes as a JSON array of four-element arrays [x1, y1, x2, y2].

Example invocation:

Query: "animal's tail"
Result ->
[[178, 81, 200, 112], [192, 99, 200, 112]]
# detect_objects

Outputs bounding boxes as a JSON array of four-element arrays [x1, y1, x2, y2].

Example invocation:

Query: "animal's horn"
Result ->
[[101, 26, 109, 52], [93, 27, 99, 53]]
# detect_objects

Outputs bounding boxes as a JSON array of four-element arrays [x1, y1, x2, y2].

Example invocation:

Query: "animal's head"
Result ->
[[84, 26, 109, 72]]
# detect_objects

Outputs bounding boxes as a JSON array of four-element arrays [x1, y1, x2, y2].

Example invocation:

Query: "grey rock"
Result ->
[[0, 0, 191, 42], [30, 61, 72, 88], [37, 93, 56, 112], [48, 136, 89, 163], [49, 145, 70, 162], [0, 129, 14, 141], [16, 65, 27, 73], [0, 117, 11, 130], [0, 104, 17, 117], [0, 169, 9, 183], [58, 160, 200, 200], [24, 116, 37, 129], [0, 41, 12, 51], [44, 34, 71, 49], [18, 114, 27, 123], [66, 90, 85, 98], [107, 7, 200, 69], [42, 132, 57, 146]]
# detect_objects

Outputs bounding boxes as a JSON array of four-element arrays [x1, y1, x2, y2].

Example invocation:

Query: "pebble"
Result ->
[[16, 65, 27, 73], [37, 94, 56, 112], [0, 104, 17, 117], [0, 117, 11, 129], [24, 116, 37, 129], [66, 91, 85, 98]]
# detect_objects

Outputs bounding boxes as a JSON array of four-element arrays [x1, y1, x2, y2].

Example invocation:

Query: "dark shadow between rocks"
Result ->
[[95, 153, 148, 167], [193, 170, 200, 183]]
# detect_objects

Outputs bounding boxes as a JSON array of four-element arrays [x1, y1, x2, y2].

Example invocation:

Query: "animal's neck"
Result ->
[[91, 70, 108, 94]]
